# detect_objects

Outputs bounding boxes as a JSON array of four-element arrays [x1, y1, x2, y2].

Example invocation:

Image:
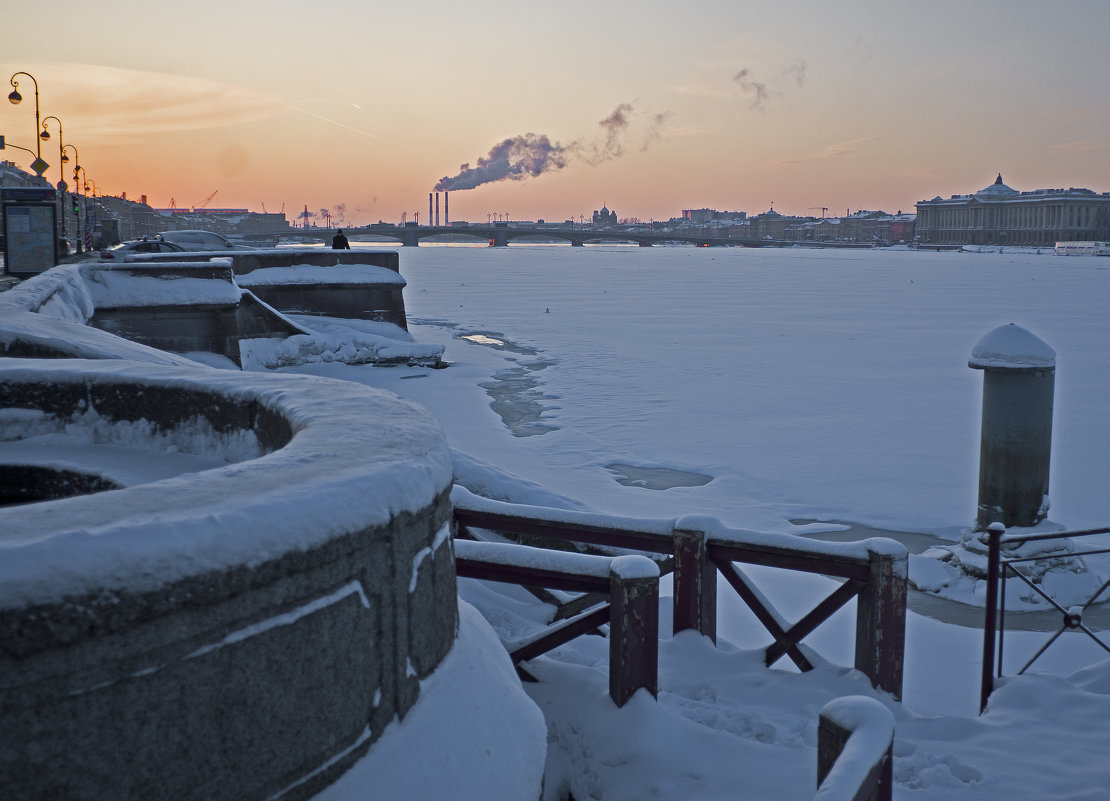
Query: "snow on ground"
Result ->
[[6, 243, 1110, 799], [283, 244, 1110, 800]]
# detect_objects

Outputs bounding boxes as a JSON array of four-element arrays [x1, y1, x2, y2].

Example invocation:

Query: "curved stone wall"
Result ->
[[0, 358, 456, 801]]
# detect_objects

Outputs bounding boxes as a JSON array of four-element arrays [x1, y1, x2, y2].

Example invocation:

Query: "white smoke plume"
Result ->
[[434, 102, 669, 192]]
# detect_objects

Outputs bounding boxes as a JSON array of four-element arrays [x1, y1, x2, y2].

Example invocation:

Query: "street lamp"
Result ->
[[62, 142, 78, 170], [40, 116, 68, 249], [8, 71, 41, 160], [66, 147, 84, 254], [73, 164, 88, 253]]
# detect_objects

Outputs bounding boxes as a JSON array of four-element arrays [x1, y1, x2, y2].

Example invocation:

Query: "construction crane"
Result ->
[[194, 189, 219, 211], [808, 206, 829, 218]]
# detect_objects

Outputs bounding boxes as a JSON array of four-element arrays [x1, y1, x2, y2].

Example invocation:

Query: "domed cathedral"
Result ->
[[592, 203, 617, 225], [914, 174, 1110, 246]]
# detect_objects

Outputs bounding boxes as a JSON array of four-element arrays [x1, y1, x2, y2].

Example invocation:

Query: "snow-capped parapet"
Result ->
[[235, 263, 406, 287], [969, 323, 1056, 371], [0, 257, 443, 368], [0, 358, 452, 604], [0, 358, 463, 801]]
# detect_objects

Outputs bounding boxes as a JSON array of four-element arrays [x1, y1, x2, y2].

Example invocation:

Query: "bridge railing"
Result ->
[[451, 486, 907, 700]]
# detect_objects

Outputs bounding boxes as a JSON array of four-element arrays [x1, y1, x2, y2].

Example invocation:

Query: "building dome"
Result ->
[[977, 174, 1018, 196]]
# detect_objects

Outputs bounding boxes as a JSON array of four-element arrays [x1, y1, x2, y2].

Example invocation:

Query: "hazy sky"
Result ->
[[3, 0, 1108, 225]]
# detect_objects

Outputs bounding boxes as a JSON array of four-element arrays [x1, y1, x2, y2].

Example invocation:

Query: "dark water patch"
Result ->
[[479, 360, 560, 438], [606, 464, 714, 490]]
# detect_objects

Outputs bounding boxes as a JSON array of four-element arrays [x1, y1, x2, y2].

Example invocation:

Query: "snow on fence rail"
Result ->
[[451, 485, 908, 700]]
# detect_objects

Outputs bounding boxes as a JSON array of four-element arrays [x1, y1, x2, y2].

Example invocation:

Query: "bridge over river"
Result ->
[[273, 223, 785, 248]]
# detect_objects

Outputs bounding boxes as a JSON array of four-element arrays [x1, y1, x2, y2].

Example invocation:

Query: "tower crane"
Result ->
[[808, 206, 829, 218], [194, 189, 219, 211]]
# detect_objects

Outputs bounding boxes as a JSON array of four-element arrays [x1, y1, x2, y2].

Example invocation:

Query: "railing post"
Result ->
[[609, 556, 659, 707], [672, 526, 717, 643], [980, 522, 1004, 714], [817, 697, 894, 801], [854, 548, 906, 701]]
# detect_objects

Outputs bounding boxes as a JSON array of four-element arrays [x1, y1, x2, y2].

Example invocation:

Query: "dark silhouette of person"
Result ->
[[332, 229, 350, 249]]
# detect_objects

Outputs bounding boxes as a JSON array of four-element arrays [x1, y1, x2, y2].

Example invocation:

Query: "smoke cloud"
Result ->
[[733, 68, 769, 110], [435, 102, 669, 192], [786, 60, 807, 87], [435, 133, 568, 191]]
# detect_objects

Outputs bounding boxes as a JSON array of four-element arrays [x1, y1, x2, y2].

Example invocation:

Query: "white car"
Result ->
[[99, 238, 189, 259], [159, 230, 256, 251]]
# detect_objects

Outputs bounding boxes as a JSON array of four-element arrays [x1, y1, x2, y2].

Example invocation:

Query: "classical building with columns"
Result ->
[[914, 175, 1110, 246]]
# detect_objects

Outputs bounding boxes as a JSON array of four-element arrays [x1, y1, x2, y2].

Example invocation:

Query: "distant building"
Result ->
[[888, 212, 916, 243], [682, 208, 713, 225], [749, 207, 791, 240], [592, 204, 617, 226], [682, 208, 747, 225], [915, 175, 1110, 246]]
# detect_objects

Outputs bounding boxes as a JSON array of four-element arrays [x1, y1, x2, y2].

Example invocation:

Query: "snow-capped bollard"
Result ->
[[969, 324, 1055, 530]]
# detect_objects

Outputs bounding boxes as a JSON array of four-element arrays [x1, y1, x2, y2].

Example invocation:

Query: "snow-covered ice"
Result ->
[[296, 243, 1110, 800], [4, 242, 1110, 799]]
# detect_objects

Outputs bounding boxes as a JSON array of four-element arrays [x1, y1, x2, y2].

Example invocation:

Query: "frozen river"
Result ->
[[331, 242, 1110, 539]]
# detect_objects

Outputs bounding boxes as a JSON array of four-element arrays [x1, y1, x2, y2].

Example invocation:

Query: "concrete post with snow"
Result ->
[[969, 324, 1056, 530]]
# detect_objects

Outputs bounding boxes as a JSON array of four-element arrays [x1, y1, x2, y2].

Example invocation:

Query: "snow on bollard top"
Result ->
[[609, 554, 660, 580], [969, 323, 1055, 371]]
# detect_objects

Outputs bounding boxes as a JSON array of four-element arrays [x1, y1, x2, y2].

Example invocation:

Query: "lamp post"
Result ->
[[40, 116, 68, 250], [65, 146, 83, 254], [73, 165, 91, 253], [8, 71, 41, 160]]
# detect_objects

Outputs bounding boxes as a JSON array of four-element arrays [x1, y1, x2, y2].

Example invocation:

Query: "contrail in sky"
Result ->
[[287, 105, 380, 139]]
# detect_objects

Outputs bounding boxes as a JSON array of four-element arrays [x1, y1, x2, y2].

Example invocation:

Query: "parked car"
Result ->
[[159, 230, 256, 251], [99, 238, 189, 259]]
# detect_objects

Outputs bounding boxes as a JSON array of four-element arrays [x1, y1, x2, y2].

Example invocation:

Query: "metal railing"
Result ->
[[981, 524, 1110, 712]]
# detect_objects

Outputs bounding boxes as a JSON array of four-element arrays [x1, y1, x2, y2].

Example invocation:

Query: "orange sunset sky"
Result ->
[[3, 0, 1109, 227]]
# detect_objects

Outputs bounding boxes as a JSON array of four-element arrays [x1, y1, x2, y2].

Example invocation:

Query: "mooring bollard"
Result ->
[[969, 324, 1056, 529]]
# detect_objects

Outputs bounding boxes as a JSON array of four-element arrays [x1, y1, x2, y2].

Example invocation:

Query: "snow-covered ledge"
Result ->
[[0, 358, 465, 800]]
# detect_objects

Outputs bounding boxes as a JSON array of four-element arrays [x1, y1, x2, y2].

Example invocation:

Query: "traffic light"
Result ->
[[71, 196, 79, 212]]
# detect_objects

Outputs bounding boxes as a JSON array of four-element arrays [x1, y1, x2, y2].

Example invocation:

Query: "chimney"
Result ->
[[435, 192, 440, 227], [428, 193, 433, 226], [445, 191, 449, 226]]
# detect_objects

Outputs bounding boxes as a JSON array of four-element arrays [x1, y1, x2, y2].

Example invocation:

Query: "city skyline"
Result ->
[[3, 0, 1109, 227]]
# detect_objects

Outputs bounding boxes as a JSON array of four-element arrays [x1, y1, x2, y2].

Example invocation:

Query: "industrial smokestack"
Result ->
[[445, 191, 449, 226], [428, 193, 433, 226], [435, 192, 440, 227]]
